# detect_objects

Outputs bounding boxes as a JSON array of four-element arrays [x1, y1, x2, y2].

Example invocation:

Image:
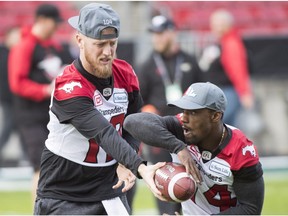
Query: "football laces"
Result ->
[[155, 169, 169, 181]]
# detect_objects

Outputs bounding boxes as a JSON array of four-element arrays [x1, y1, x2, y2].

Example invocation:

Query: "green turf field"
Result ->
[[0, 173, 287, 215]]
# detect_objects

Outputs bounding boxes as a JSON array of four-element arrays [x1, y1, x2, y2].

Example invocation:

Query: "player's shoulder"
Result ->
[[11, 34, 36, 56], [113, 58, 135, 75], [112, 58, 139, 91], [54, 63, 94, 101], [222, 125, 260, 170], [225, 125, 254, 152]]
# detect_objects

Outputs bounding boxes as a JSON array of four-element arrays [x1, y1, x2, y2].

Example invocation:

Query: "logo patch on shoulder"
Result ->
[[59, 81, 82, 93], [242, 145, 256, 157], [113, 92, 128, 103]]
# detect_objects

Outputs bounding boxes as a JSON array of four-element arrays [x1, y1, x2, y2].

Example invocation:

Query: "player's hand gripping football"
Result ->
[[177, 148, 202, 184], [137, 162, 169, 202], [113, 163, 136, 192]]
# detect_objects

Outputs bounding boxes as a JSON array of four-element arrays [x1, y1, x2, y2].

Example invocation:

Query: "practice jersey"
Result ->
[[37, 58, 143, 202], [172, 117, 262, 215], [46, 58, 140, 166]]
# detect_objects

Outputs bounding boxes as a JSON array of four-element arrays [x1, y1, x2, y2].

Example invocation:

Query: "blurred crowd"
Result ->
[[0, 1, 288, 214]]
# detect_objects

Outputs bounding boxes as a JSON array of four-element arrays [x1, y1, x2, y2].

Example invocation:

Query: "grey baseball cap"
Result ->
[[148, 15, 175, 33], [168, 82, 227, 112], [68, 3, 120, 40]]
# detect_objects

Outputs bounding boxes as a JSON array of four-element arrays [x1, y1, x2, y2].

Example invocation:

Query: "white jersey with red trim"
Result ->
[[46, 59, 138, 167], [172, 124, 260, 215]]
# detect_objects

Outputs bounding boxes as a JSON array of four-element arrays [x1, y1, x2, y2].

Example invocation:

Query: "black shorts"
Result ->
[[34, 195, 131, 215], [18, 123, 49, 171]]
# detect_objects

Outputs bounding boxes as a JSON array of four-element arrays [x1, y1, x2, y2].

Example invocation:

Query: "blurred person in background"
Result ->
[[0, 26, 21, 165], [136, 15, 202, 215], [198, 9, 254, 126], [60, 31, 79, 63], [8, 4, 72, 202]]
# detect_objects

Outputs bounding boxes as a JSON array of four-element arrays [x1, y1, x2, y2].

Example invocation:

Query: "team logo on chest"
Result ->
[[94, 93, 103, 107], [93, 89, 128, 117]]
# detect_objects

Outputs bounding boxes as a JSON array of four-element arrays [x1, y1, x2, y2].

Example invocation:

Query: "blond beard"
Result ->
[[93, 62, 113, 79], [84, 52, 113, 78]]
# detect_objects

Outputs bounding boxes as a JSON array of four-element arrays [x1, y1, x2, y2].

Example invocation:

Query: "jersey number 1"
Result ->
[[84, 113, 125, 163]]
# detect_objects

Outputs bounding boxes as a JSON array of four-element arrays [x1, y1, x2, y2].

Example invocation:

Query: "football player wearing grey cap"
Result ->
[[137, 15, 203, 214], [34, 3, 166, 215], [124, 82, 264, 215]]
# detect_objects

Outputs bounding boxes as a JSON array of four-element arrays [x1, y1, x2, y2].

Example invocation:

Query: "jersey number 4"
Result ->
[[84, 113, 125, 163], [197, 184, 237, 211]]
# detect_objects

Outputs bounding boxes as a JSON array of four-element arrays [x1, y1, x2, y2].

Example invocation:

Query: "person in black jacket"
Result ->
[[8, 4, 72, 202], [136, 15, 203, 215]]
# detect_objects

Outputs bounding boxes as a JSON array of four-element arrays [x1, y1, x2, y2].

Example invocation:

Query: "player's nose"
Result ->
[[102, 44, 113, 56], [181, 111, 189, 123]]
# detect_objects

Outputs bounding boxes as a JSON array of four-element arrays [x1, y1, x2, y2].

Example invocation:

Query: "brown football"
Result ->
[[154, 162, 197, 202]]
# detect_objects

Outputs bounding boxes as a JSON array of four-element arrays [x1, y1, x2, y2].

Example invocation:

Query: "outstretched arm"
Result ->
[[124, 112, 186, 153], [124, 112, 202, 183]]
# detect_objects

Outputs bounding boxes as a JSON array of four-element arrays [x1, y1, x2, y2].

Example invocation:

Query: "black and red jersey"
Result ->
[[123, 112, 264, 215], [37, 58, 144, 202], [173, 114, 262, 214], [8, 26, 73, 125]]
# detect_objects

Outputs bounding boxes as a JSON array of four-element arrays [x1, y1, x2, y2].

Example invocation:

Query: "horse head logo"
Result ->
[[242, 145, 256, 157], [59, 81, 82, 94]]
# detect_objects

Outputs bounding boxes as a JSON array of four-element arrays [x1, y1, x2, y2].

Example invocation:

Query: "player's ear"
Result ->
[[211, 111, 222, 122], [75, 32, 84, 49]]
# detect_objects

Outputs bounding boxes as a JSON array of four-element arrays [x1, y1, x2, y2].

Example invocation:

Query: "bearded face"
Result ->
[[77, 28, 118, 78], [83, 45, 114, 79]]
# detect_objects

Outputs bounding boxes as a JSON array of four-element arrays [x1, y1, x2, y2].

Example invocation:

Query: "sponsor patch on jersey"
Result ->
[[58, 81, 82, 93], [242, 144, 256, 157], [113, 92, 128, 103], [209, 161, 231, 177], [93, 93, 103, 107]]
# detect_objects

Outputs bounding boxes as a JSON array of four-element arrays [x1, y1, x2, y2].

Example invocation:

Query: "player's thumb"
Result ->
[[154, 162, 166, 170]]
